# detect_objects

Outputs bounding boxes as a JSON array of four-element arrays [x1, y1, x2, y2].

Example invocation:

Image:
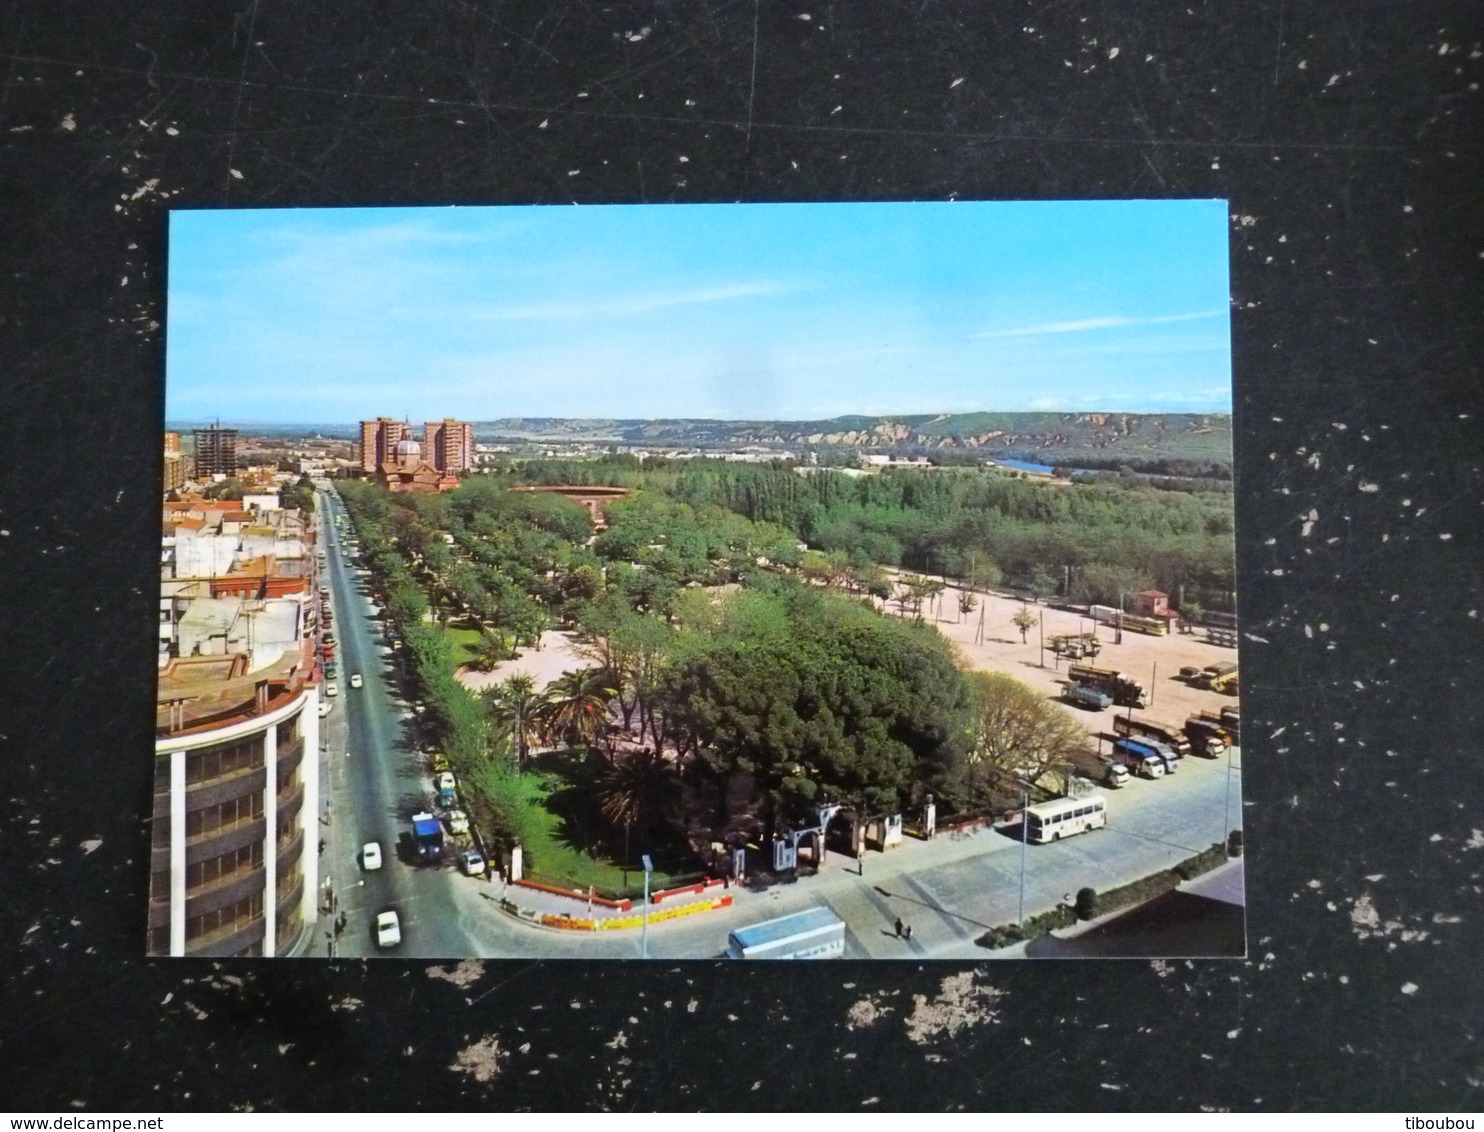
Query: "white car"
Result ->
[[318, 701, 332, 718], [375, 911, 401, 948], [361, 841, 383, 870], [445, 809, 470, 835], [460, 849, 485, 876], [325, 681, 339, 698], [349, 673, 363, 689]]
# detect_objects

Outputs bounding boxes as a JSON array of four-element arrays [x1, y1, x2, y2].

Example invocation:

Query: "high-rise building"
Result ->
[[192, 426, 238, 479], [358, 417, 412, 473], [163, 432, 186, 493], [424, 418, 474, 474]]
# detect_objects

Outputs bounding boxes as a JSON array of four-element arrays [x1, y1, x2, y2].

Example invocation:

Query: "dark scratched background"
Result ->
[[1, 1, 1481, 1112]]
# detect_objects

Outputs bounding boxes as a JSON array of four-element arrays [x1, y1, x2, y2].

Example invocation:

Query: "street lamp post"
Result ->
[[1018, 787, 1029, 927], [641, 853, 654, 959]]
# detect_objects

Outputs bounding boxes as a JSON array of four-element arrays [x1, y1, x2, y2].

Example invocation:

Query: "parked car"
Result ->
[[375, 911, 401, 947], [445, 809, 470, 835], [459, 849, 485, 876], [325, 682, 338, 698], [361, 841, 382, 870], [318, 701, 332, 718]]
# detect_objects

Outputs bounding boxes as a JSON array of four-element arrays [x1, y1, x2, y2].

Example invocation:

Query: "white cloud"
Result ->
[[971, 309, 1224, 340]]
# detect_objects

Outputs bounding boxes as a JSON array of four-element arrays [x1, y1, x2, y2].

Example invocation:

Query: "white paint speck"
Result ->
[[950, 77, 965, 88], [1401, 982, 1418, 995], [60, 113, 76, 132]]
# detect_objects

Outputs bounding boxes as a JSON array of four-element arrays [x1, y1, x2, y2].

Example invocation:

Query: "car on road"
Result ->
[[349, 673, 363, 689], [375, 911, 401, 948], [459, 848, 485, 876], [325, 682, 339, 698], [362, 841, 382, 870]]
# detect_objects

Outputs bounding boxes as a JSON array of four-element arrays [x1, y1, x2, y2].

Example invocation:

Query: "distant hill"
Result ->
[[475, 413, 1233, 463]]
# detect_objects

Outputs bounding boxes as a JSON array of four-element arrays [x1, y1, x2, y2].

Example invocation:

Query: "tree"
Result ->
[[958, 590, 977, 623], [535, 668, 615, 750], [472, 629, 513, 672], [960, 672, 1091, 801], [1011, 604, 1037, 644], [597, 750, 682, 856], [203, 478, 246, 501], [659, 590, 971, 834], [485, 673, 546, 767]]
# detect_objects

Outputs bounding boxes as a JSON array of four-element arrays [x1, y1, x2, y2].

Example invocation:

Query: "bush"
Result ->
[[976, 841, 1232, 950], [1075, 886, 1098, 920]]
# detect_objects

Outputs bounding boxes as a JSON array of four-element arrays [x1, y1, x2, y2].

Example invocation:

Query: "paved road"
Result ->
[[315, 490, 494, 958]]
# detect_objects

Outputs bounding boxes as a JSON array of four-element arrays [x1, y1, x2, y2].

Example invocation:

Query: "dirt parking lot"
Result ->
[[457, 580, 1242, 753], [885, 578, 1241, 744]]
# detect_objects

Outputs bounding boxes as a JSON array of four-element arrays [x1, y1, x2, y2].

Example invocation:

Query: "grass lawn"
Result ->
[[439, 623, 486, 668], [473, 755, 698, 898]]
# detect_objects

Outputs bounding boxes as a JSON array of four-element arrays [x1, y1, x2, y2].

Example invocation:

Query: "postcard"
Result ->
[[154, 200, 1242, 959]]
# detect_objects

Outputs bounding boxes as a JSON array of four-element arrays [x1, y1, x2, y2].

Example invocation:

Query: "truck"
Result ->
[[1112, 715, 1192, 756], [409, 812, 445, 864], [1063, 683, 1113, 711], [1098, 759, 1131, 788], [1048, 632, 1101, 660], [1184, 716, 1230, 756], [1110, 741, 1165, 779], [724, 906, 845, 960], [1114, 735, 1180, 775], [1191, 708, 1241, 746], [1067, 664, 1146, 708], [1197, 661, 1238, 690], [1220, 706, 1241, 743]]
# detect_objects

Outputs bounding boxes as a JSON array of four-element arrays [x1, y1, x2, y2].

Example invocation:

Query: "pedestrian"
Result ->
[[894, 917, 903, 938], [904, 924, 913, 941], [318, 838, 326, 855]]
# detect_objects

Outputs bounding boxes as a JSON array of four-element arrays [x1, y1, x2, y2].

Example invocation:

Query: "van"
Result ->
[[1119, 735, 1180, 774], [1102, 762, 1131, 788]]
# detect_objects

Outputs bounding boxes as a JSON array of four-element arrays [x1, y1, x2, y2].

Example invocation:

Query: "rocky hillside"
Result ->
[[475, 413, 1232, 460]]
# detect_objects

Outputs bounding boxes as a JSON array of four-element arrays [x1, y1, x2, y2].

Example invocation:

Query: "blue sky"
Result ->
[[166, 201, 1232, 423]]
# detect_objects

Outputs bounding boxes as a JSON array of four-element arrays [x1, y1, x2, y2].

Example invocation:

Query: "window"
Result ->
[[186, 736, 262, 784], [185, 892, 264, 944], [185, 842, 263, 891], [185, 791, 264, 838]]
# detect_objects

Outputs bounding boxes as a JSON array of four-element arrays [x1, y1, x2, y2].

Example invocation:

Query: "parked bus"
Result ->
[[725, 906, 845, 959], [1024, 795, 1108, 844]]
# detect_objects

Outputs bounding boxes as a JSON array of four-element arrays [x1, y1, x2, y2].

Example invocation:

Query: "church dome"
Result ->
[[394, 438, 422, 462]]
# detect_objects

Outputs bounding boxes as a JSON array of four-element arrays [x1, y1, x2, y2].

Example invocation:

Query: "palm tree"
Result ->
[[486, 673, 546, 767], [535, 668, 615, 750], [597, 750, 681, 853]]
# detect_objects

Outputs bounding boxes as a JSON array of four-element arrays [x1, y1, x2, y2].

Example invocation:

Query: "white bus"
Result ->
[[1025, 794, 1108, 844]]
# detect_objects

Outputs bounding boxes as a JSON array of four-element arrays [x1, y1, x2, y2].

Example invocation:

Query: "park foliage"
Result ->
[[333, 455, 1235, 878]]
